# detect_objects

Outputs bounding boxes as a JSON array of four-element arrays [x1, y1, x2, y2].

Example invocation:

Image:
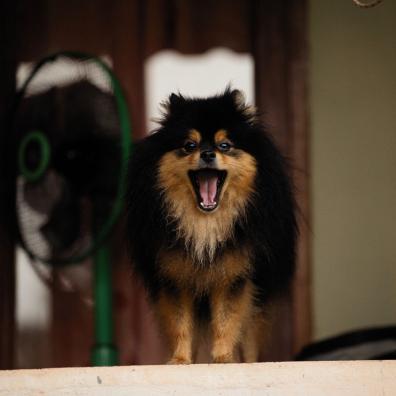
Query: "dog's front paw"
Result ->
[[212, 354, 234, 364], [167, 356, 192, 365]]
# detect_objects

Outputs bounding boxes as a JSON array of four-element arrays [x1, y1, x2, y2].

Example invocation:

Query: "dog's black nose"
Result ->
[[200, 150, 216, 163]]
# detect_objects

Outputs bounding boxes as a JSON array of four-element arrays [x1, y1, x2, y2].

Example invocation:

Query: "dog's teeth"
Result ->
[[200, 202, 217, 209]]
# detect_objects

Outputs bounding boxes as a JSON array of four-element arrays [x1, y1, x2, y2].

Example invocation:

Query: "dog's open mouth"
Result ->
[[188, 169, 227, 212]]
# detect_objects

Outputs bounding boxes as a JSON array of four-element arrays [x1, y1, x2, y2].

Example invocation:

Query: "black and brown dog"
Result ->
[[126, 89, 297, 364]]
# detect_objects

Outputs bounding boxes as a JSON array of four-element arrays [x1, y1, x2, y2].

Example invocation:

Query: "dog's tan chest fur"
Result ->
[[158, 248, 251, 294]]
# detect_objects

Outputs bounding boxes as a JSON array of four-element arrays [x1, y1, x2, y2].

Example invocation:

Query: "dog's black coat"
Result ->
[[126, 90, 297, 306]]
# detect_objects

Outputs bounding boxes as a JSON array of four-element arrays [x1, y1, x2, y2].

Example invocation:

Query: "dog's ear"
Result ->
[[230, 89, 257, 124], [168, 93, 186, 114], [230, 89, 246, 107], [157, 93, 186, 124], [169, 93, 185, 107]]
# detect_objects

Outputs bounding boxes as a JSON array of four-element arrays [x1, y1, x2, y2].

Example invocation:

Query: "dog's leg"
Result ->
[[191, 325, 202, 363], [241, 321, 260, 363], [241, 305, 274, 362], [210, 280, 254, 363], [156, 289, 194, 364]]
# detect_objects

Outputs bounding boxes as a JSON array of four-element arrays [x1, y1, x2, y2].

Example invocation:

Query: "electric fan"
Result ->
[[13, 52, 132, 366]]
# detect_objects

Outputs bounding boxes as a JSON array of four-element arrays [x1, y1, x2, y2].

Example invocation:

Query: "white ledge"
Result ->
[[1, 361, 396, 395]]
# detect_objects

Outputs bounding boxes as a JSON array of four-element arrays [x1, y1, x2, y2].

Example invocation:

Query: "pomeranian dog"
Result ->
[[126, 89, 297, 364]]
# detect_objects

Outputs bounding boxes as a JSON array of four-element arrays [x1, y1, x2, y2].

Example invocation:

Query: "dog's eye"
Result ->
[[218, 142, 231, 152], [184, 141, 197, 153]]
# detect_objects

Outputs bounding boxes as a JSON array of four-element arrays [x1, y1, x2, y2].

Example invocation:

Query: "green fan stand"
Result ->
[[91, 245, 118, 366], [86, 54, 132, 367]]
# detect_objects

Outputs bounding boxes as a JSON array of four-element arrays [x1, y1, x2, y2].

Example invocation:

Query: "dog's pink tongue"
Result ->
[[198, 174, 218, 205]]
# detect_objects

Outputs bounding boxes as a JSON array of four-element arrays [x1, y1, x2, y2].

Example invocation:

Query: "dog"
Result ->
[[126, 89, 297, 363]]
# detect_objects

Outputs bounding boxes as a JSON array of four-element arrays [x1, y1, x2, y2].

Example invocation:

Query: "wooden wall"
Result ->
[[1, 0, 310, 368]]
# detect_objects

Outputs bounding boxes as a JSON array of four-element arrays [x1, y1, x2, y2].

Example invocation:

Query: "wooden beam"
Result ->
[[0, 0, 16, 370], [0, 361, 396, 395], [287, 0, 312, 356], [252, 0, 311, 359]]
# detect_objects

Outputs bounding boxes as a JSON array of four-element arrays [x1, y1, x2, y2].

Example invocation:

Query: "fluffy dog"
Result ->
[[126, 89, 297, 363]]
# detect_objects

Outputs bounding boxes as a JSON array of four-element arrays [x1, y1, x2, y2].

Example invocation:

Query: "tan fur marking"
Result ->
[[188, 129, 201, 143], [156, 132, 259, 362], [157, 149, 257, 264], [158, 248, 251, 295], [156, 291, 194, 364], [210, 280, 255, 363], [214, 129, 230, 144]]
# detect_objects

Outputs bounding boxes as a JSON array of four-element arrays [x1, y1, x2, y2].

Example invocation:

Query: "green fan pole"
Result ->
[[91, 245, 118, 366]]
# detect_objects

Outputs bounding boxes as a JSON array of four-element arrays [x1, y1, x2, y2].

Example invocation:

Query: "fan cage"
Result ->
[[14, 51, 132, 266]]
